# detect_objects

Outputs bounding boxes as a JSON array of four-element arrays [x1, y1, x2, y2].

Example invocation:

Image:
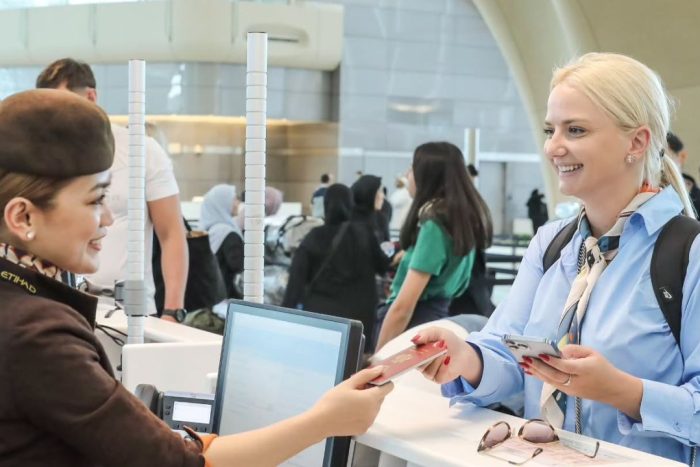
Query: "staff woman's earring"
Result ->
[[26, 231, 35, 241], [625, 154, 636, 164]]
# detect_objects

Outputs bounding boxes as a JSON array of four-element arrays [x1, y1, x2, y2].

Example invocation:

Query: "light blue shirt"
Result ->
[[444, 187, 699, 463]]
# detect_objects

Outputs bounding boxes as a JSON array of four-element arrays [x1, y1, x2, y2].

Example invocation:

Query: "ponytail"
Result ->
[[660, 154, 696, 218]]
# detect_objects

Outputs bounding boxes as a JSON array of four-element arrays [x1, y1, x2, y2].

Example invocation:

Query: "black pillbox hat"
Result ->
[[0, 89, 114, 177]]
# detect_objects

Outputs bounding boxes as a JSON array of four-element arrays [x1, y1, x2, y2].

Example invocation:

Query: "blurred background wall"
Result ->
[[1, 0, 696, 234], [474, 0, 700, 209]]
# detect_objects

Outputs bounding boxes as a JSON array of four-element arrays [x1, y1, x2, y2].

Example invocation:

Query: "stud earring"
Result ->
[[625, 154, 636, 164], [26, 231, 35, 241]]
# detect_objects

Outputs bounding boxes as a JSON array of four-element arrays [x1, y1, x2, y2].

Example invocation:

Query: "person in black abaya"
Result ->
[[526, 189, 549, 233], [282, 184, 390, 340], [351, 175, 391, 243]]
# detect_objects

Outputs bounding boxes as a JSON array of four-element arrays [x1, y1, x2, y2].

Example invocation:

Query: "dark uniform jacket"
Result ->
[[0, 257, 205, 467]]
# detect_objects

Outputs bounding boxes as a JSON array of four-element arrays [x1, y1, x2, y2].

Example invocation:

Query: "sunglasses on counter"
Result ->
[[477, 419, 599, 465]]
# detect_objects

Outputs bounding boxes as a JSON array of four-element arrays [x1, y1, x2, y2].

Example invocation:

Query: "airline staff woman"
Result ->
[[0, 89, 392, 467]]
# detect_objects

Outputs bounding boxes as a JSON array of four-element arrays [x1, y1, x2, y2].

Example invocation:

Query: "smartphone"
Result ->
[[501, 334, 561, 363], [368, 342, 447, 386]]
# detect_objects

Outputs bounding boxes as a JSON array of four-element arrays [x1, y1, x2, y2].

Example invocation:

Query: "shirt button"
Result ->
[[674, 422, 682, 432]]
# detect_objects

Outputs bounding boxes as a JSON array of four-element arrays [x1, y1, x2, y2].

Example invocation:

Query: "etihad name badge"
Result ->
[[0, 270, 37, 294]]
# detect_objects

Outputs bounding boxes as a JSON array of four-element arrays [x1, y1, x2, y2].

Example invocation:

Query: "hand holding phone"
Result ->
[[502, 334, 561, 363]]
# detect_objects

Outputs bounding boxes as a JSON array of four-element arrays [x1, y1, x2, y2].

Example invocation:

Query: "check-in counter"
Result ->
[[354, 383, 684, 467], [95, 303, 221, 390], [97, 307, 684, 467]]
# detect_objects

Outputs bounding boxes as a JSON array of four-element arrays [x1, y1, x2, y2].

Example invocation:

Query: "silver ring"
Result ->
[[562, 374, 572, 386]]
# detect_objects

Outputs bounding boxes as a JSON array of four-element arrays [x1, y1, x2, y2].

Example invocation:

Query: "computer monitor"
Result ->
[[212, 300, 365, 467]]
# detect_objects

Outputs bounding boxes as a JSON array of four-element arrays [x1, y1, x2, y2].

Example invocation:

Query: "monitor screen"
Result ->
[[213, 301, 364, 467]]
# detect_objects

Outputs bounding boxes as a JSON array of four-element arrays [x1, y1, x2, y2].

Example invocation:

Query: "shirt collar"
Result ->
[[558, 188, 684, 272], [629, 187, 684, 236], [0, 257, 98, 327]]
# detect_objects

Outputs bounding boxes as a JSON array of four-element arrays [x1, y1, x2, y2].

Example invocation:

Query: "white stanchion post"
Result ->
[[244, 33, 268, 304], [464, 128, 480, 189], [125, 59, 147, 344]]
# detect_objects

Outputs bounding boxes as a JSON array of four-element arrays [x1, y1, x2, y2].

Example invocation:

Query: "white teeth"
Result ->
[[559, 164, 583, 173]]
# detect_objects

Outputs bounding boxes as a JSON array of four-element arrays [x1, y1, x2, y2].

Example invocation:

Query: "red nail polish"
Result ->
[[524, 370, 533, 375], [443, 356, 451, 366], [519, 362, 530, 369], [411, 335, 421, 342], [523, 356, 533, 364], [438, 340, 445, 348]]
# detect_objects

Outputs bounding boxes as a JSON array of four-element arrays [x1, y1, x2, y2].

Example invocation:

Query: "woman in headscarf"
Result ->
[[264, 186, 284, 217], [282, 184, 390, 340], [234, 186, 284, 231], [351, 175, 391, 243], [200, 184, 243, 299]]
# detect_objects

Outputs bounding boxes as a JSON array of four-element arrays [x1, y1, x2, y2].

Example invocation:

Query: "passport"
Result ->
[[368, 342, 447, 386]]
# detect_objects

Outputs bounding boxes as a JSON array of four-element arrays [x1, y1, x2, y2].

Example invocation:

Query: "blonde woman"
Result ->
[[414, 53, 699, 464]]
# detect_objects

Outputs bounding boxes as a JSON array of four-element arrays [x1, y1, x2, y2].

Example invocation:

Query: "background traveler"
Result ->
[[36, 57, 188, 320], [374, 142, 493, 351], [282, 183, 390, 341], [199, 184, 244, 299]]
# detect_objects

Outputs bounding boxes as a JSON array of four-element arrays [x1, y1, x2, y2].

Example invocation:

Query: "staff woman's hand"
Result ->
[[525, 345, 643, 420], [311, 366, 394, 437], [411, 327, 484, 387]]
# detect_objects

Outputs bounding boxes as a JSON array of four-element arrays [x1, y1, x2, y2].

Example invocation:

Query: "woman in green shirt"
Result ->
[[375, 142, 492, 351]]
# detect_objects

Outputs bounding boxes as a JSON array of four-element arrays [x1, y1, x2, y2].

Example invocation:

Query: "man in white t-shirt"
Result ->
[[36, 58, 188, 321], [388, 175, 412, 231]]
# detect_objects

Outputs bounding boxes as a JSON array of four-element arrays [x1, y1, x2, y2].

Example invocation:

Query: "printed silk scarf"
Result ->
[[0, 243, 64, 281], [540, 189, 657, 428]]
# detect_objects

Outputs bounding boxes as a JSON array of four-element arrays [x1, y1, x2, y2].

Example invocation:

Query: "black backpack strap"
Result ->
[[651, 215, 700, 348], [277, 215, 302, 238], [275, 215, 304, 250], [542, 220, 578, 273]]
